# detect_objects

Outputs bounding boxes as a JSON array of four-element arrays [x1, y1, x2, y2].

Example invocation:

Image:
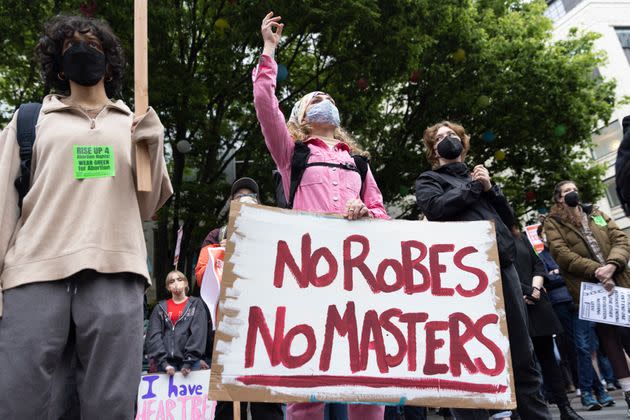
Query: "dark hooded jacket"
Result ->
[[146, 296, 208, 370], [615, 116, 630, 215], [415, 162, 516, 267]]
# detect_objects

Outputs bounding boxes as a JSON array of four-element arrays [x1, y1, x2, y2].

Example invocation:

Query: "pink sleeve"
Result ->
[[252, 54, 294, 195], [362, 166, 390, 220]]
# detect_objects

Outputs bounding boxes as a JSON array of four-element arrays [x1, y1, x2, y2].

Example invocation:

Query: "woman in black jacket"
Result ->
[[415, 121, 550, 420], [146, 270, 207, 376]]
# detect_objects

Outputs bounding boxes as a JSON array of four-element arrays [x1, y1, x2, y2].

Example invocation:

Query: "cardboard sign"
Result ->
[[579, 282, 630, 327], [524, 224, 544, 254], [136, 370, 216, 420], [209, 203, 515, 409], [72, 145, 115, 178], [200, 246, 225, 329]]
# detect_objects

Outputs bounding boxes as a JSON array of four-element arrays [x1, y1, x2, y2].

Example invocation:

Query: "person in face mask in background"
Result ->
[[0, 15, 172, 419], [200, 177, 260, 248], [251, 11, 389, 420], [544, 181, 630, 414], [195, 177, 284, 420], [415, 121, 551, 420], [146, 271, 207, 376]]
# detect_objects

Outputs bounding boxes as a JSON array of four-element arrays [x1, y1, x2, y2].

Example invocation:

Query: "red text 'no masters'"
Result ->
[[241, 233, 505, 388]]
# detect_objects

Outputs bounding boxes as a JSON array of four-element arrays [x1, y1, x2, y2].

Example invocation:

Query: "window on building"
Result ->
[[561, 0, 583, 14], [592, 120, 623, 160], [616, 28, 630, 65], [544, 0, 567, 21], [605, 178, 621, 208]]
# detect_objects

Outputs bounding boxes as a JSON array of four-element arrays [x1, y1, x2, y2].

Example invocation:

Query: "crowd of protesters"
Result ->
[[2, 10, 630, 420]]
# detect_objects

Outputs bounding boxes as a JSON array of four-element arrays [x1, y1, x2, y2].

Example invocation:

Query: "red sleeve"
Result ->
[[195, 246, 210, 288]]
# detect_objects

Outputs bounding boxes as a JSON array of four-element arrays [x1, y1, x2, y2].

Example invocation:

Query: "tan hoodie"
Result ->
[[0, 95, 173, 316]]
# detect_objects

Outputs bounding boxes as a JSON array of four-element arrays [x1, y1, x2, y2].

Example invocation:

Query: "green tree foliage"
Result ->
[[0, 0, 614, 295]]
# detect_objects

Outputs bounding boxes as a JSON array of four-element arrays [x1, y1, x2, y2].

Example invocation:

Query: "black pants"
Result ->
[[214, 401, 284, 420], [384, 406, 427, 420], [596, 323, 630, 380], [531, 335, 569, 406], [452, 265, 550, 420], [0, 271, 144, 420], [552, 301, 579, 388]]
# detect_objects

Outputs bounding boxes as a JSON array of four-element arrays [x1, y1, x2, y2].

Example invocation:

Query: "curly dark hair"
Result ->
[[36, 15, 125, 97]]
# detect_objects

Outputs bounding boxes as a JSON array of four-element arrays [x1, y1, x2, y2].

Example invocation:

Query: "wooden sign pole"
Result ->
[[233, 401, 241, 419], [134, 0, 152, 192]]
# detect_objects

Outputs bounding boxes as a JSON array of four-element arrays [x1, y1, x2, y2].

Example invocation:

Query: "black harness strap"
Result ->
[[281, 141, 371, 209], [14, 102, 42, 211], [304, 161, 359, 171]]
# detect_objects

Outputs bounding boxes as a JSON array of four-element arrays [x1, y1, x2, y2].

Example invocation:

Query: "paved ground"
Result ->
[[425, 389, 629, 419]]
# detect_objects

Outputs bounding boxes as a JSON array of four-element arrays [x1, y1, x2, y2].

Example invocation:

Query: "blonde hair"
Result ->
[[286, 121, 369, 157], [422, 121, 471, 169], [165, 270, 189, 294]]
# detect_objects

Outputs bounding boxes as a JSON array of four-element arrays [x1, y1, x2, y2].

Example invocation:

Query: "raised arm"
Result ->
[[253, 12, 294, 187]]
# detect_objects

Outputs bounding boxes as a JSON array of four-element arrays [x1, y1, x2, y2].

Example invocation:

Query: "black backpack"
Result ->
[[13, 102, 42, 212], [274, 141, 369, 208]]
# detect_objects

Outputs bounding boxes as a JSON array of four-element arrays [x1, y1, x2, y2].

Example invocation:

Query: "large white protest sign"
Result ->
[[136, 370, 216, 420], [579, 282, 630, 327], [209, 203, 515, 409]]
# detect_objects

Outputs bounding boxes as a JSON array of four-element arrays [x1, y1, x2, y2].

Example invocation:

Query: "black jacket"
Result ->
[[615, 116, 630, 216], [513, 233, 546, 296], [146, 296, 208, 370], [513, 233, 563, 337], [415, 162, 516, 267]]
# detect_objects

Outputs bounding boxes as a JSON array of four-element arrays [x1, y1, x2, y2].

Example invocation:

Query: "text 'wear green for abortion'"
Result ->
[[73, 145, 115, 179]]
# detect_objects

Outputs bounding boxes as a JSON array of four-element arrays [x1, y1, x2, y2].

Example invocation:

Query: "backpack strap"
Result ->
[[14, 103, 42, 211], [287, 142, 312, 208], [285, 143, 369, 207], [272, 169, 289, 208], [352, 154, 369, 199]]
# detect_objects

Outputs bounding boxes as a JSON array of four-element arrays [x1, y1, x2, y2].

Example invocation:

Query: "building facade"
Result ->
[[547, 0, 630, 232]]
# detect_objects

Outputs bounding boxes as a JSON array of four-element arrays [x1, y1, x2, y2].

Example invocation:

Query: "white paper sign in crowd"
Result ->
[[579, 282, 630, 327], [136, 370, 216, 420], [209, 203, 516, 409], [200, 246, 225, 329]]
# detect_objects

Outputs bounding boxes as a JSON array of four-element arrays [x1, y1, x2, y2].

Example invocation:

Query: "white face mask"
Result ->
[[305, 99, 340, 127], [239, 196, 258, 205]]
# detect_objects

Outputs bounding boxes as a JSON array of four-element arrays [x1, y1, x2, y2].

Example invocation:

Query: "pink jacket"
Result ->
[[252, 55, 389, 219]]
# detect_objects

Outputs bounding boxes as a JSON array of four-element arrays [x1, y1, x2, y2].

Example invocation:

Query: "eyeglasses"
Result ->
[[436, 132, 459, 142], [234, 193, 258, 200]]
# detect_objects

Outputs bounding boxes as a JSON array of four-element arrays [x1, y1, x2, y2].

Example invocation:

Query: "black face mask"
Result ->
[[436, 135, 463, 160], [564, 191, 580, 207], [62, 42, 106, 86]]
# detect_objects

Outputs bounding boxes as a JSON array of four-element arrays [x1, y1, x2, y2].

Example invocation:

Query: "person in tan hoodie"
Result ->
[[544, 180, 630, 414], [0, 15, 172, 419]]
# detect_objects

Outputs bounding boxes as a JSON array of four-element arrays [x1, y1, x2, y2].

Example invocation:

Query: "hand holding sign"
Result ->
[[595, 264, 616, 283]]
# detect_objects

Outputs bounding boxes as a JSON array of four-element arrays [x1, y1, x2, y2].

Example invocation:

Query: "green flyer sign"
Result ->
[[592, 215, 607, 227], [73, 145, 115, 179]]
